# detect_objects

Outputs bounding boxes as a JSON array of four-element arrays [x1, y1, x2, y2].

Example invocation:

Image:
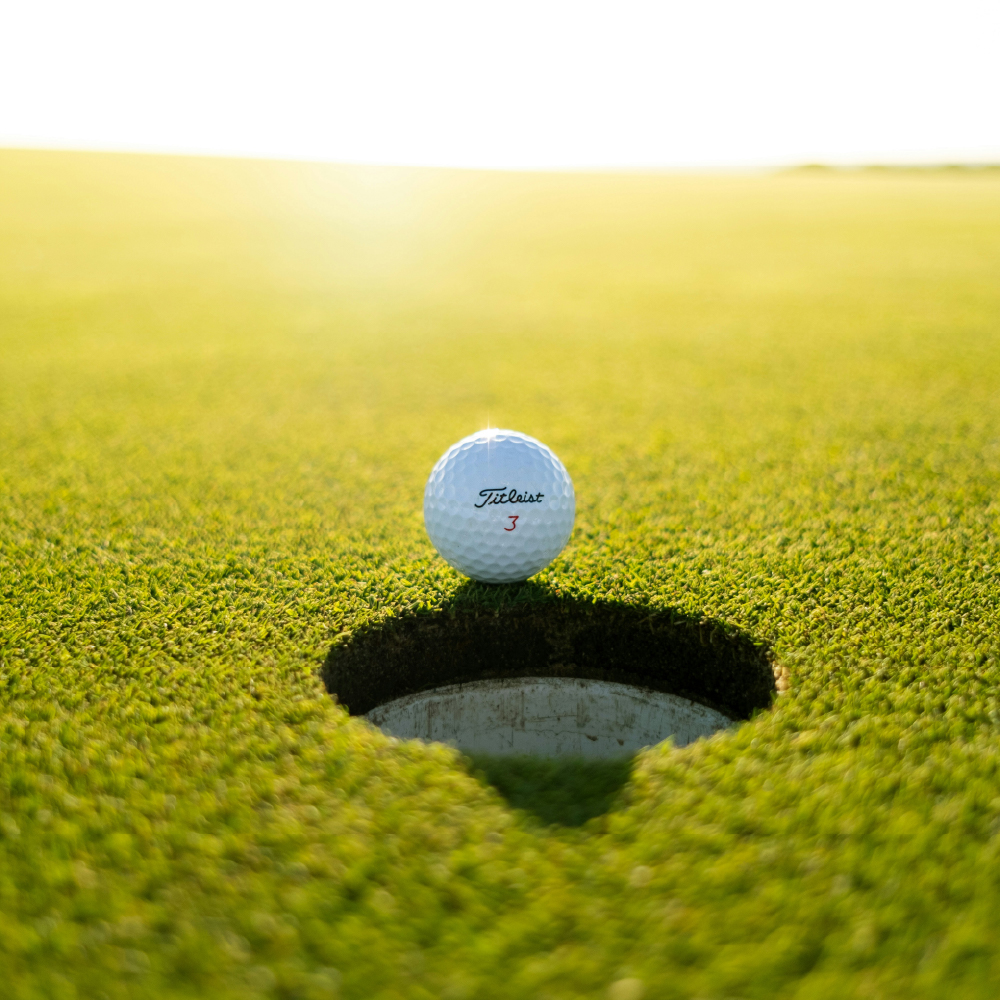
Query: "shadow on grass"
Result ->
[[466, 753, 635, 828]]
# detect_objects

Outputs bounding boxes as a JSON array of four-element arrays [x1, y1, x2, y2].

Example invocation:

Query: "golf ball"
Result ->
[[423, 429, 575, 584]]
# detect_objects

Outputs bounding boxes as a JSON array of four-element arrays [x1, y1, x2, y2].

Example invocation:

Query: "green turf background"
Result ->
[[1, 150, 999, 999]]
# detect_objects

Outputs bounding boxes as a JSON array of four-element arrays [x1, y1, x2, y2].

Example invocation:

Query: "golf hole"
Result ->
[[323, 593, 775, 759]]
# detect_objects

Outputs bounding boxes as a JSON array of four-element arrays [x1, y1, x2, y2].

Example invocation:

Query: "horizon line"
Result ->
[[2, 143, 1000, 176]]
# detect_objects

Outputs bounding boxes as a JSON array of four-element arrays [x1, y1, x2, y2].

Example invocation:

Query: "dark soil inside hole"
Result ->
[[323, 585, 775, 722]]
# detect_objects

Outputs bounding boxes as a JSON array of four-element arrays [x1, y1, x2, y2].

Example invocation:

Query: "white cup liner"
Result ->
[[366, 676, 732, 758]]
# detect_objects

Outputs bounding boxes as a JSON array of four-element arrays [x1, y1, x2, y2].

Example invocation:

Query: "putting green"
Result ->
[[1, 149, 999, 999]]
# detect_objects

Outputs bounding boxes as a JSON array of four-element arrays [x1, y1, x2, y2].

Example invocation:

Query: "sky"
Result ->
[[2, 0, 998, 170]]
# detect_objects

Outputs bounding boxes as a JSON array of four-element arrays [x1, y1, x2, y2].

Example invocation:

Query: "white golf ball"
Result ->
[[423, 429, 575, 584]]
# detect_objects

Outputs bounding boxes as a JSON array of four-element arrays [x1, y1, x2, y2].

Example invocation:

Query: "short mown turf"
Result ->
[[1, 150, 999, 1000], [467, 755, 636, 828]]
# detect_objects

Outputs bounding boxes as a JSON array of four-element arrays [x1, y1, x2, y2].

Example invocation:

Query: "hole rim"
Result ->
[[322, 589, 775, 724]]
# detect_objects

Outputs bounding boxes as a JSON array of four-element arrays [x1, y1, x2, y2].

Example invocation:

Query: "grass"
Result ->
[[467, 756, 636, 828], [1, 148, 999, 999]]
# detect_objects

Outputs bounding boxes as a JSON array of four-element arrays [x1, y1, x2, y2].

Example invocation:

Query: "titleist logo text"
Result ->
[[474, 487, 545, 508]]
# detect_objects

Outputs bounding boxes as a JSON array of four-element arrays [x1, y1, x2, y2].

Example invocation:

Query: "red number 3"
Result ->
[[505, 515, 519, 531]]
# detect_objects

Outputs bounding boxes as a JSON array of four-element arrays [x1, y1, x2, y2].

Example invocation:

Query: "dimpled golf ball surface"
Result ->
[[424, 429, 575, 584]]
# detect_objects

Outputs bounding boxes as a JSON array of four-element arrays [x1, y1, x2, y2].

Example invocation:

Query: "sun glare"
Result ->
[[1, 0, 998, 168]]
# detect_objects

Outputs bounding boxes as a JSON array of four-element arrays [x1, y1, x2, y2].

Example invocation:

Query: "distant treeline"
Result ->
[[788, 163, 1000, 173]]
